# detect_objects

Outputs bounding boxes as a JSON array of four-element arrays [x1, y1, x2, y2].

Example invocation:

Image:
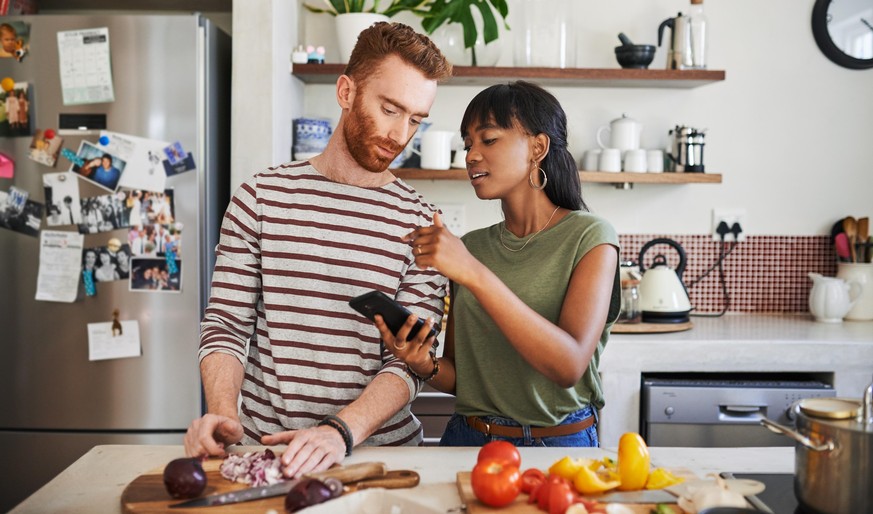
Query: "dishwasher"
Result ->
[[640, 373, 835, 447]]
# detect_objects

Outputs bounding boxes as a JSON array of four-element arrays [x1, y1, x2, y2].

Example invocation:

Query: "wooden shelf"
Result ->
[[392, 168, 722, 184], [291, 64, 725, 89]]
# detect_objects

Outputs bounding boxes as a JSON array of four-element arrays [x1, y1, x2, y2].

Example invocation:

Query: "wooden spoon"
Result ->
[[857, 217, 869, 262], [843, 216, 857, 262]]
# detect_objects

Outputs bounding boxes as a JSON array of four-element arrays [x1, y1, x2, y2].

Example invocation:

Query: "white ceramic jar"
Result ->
[[836, 263, 873, 320]]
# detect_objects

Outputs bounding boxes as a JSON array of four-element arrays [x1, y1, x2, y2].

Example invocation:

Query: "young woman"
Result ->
[[377, 81, 620, 447]]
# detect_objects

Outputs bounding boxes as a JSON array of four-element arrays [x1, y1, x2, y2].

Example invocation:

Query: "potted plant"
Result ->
[[304, 0, 510, 66]]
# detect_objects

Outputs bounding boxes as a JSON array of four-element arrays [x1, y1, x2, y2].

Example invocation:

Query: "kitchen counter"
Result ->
[[599, 313, 873, 446], [12, 444, 794, 513]]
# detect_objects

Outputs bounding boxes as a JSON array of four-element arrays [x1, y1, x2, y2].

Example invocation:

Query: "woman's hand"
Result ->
[[403, 212, 480, 286], [375, 313, 436, 378]]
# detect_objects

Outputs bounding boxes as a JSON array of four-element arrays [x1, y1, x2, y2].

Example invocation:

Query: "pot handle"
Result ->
[[760, 418, 834, 452]]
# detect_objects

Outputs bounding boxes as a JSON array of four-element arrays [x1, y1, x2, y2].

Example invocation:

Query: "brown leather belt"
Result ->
[[465, 415, 595, 438]]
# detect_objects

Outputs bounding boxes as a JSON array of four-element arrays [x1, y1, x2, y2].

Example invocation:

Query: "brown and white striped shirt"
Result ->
[[199, 162, 448, 446]]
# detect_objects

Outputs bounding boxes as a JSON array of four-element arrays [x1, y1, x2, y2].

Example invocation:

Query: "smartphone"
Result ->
[[349, 290, 437, 341]]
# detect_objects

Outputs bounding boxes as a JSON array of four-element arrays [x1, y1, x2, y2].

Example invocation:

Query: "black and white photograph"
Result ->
[[83, 242, 132, 282], [43, 172, 82, 227], [0, 188, 43, 237], [0, 81, 32, 138], [29, 129, 64, 167], [77, 192, 128, 234], [129, 257, 181, 292], [69, 140, 126, 192]]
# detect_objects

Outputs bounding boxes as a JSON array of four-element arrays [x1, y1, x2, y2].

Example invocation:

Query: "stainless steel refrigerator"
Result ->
[[0, 14, 230, 511]]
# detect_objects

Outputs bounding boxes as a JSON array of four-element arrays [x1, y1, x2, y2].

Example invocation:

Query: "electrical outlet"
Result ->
[[438, 203, 466, 235], [712, 208, 747, 242]]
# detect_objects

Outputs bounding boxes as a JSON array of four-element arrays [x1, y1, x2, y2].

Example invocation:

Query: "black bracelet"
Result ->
[[318, 414, 353, 456], [407, 352, 440, 382]]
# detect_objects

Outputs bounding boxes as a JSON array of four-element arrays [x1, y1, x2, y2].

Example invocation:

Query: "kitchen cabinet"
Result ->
[[291, 64, 725, 186]]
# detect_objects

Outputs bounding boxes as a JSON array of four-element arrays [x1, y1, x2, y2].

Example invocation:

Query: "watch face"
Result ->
[[812, 0, 873, 69]]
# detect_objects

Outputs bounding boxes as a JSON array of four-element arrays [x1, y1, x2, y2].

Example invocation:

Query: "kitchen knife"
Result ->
[[342, 469, 420, 492], [169, 461, 387, 508], [593, 488, 677, 504]]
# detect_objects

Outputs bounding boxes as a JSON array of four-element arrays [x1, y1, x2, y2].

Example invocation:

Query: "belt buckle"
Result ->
[[482, 420, 491, 436]]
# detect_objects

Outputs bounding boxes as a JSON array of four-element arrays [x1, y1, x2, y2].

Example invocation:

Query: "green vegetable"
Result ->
[[650, 505, 677, 514]]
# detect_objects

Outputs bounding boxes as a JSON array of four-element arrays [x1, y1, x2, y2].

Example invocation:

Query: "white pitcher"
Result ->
[[596, 113, 642, 153], [808, 273, 862, 323]]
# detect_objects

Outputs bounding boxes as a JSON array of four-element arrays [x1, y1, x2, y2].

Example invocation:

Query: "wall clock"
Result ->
[[812, 0, 873, 69]]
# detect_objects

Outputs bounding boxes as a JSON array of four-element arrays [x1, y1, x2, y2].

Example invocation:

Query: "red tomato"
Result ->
[[521, 468, 547, 494], [477, 440, 521, 468], [471, 459, 522, 508], [547, 481, 575, 514]]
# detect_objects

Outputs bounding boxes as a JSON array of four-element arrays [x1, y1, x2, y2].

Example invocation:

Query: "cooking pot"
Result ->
[[760, 378, 873, 514]]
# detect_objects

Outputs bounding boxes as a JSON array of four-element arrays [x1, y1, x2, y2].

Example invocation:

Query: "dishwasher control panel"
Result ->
[[640, 375, 835, 447]]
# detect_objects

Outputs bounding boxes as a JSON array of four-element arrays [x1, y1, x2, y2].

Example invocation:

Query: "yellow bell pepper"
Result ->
[[617, 432, 651, 491], [573, 465, 621, 495], [645, 467, 685, 490]]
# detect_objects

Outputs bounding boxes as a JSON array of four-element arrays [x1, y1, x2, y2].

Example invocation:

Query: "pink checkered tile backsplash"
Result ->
[[619, 235, 836, 313]]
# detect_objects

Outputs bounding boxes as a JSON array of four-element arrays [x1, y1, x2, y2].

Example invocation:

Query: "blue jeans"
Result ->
[[439, 406, 599, 447]]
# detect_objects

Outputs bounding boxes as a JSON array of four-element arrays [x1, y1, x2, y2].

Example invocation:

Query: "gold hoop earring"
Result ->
[[529, 166, 547, 190]]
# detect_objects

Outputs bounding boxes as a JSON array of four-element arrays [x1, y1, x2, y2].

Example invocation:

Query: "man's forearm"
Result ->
[[200, 352, 244, 419], [337, 372, 411, 446]]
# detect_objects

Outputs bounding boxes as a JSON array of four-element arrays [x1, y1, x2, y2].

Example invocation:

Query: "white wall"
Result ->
[[235, 0, 873, 236]]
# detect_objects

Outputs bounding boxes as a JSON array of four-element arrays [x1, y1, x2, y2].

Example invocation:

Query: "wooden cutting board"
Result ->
[[121, 458, 283, 513], [611, 321, 693, 334], [456, 471, 688, 514], [121, 460, 417, 513]]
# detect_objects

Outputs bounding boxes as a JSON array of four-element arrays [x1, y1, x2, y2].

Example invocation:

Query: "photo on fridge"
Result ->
[[77, 192, 129, 234], [0, 81, 32, 137], [0, 20, 30, 60], [0, 188, 43, 237], [128, 222, 182, 257], [129, 256, 181, 293], [29, 129, 64, 167], [83, 243, 132, 282], [69, 140, 126, 192], [43, 172, 83, 227]]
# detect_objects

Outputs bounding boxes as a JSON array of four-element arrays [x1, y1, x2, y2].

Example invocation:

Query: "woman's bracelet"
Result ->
[[407, 352, 440, 382], [318, 414, 353, 456]]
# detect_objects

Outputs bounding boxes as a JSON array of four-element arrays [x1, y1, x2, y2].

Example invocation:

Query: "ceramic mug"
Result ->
[[623, 149, 647, 172], [581, 149, 601, 171], [451, 149, 467, 169], [647, 149, 665, 173], [836, 263, 873, 320], [596, 114, 642, 152], [598, 148, 622, 172], [420, 130, 454, 170]]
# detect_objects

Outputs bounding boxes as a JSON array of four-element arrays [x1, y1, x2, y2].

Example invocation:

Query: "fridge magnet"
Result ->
[[0, 151, 13, 178], [35, 230, 85, 303], [69, 140, 126, 192], [85, 242, 131, 282], [77, 192, 128, 234], [0, 81, 33, 137], [102, 131, 168, 193], [0, 188, 43, 237], [128, 222, 182, 257], [0, 21, 30, 61], [129, 256, 181, 293], [111, 309, 123, 336], [57, 28, 115, 105], [29, 129, 65, 167], [43, 172, 83, 227], [81, 247, 97, 293], [162, 141, 196, 177], [87, 319, 141, 361]]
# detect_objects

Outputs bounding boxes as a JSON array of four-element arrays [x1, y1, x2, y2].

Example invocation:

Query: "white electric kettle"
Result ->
[[638, 238, 692, 323]]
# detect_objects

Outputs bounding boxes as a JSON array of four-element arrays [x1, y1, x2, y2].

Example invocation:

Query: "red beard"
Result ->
[[343, 96, 406, 173]]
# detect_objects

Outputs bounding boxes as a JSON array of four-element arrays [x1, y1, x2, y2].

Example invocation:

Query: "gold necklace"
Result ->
[[499, 206, 561, 252]]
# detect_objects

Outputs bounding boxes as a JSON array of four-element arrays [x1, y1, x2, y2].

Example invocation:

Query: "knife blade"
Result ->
[[595, 488, 677, 504], [169, 461, 387, 508]]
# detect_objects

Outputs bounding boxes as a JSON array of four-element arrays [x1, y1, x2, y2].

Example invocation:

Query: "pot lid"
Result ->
[[798, 397, 861, 420]]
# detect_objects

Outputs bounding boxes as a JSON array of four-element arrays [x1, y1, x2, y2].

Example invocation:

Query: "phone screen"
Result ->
[[349, 290, 437, 341]]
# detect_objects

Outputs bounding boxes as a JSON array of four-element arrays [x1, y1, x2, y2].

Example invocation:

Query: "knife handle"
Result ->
[[307, 461, 387, 484], [344, 470, 420, 492]]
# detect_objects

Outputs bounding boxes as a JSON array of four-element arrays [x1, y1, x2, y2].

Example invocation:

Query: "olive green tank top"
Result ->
[[452, 210, 620, 426]]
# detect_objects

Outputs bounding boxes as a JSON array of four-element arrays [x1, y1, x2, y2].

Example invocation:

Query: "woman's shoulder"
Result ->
[[560, 210, 619, 244]]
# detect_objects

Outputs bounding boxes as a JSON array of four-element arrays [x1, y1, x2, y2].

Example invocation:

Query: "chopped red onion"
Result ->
[[220, 449, 284, 487]]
